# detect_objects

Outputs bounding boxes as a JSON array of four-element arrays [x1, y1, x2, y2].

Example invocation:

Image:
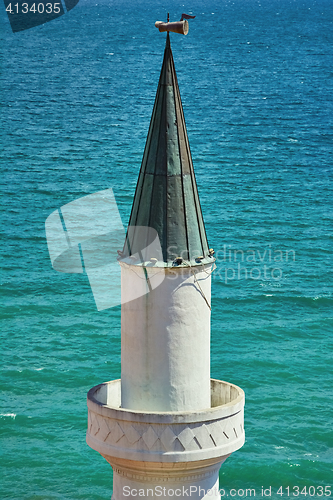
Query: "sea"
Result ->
[[1, 0, 332, 498]]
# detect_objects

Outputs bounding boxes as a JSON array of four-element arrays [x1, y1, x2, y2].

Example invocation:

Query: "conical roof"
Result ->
[[123, 33, 212, 267]]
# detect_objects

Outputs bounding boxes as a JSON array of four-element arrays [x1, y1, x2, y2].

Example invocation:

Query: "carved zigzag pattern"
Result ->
[[88, 410, 243, 453]]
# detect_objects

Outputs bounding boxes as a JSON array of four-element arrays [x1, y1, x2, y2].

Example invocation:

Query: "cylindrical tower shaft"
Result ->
[[121, 265, 212, 412]]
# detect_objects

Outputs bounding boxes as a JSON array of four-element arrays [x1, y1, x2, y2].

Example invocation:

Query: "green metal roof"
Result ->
[[123, 33, 212, 267]]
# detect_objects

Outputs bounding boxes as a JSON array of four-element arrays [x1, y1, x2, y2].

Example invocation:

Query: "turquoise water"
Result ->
[[1, 0, 332, 498]]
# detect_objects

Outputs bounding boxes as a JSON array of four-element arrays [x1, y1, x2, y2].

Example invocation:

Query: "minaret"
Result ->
[[87, 25, 245, 500]]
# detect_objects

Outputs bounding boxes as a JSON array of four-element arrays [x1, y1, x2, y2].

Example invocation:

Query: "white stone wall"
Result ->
[[120, 263, 213, 412]]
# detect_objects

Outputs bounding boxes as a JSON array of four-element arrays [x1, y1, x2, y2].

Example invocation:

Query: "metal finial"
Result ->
[[155, 13, 195, 36]]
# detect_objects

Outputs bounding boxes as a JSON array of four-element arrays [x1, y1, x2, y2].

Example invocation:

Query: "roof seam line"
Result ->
[[176, 81, 206, 256], [173, 51, 190, 261]]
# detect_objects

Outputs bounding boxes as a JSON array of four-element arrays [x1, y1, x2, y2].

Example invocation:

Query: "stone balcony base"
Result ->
[[87, 379, 245, 499]]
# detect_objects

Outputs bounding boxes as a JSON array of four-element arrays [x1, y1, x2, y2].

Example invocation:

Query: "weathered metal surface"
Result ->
[[124, 33, 210, 266]]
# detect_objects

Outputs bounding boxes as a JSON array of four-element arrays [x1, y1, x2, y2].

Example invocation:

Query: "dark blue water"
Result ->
[[1, 0, 333, 498]]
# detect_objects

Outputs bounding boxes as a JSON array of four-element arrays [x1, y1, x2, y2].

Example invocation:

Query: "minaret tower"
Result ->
[[87, 22, 245, 500]]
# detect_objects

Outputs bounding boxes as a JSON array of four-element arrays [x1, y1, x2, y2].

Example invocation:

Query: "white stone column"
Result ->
[[110, 457, 224, 500], [120, 263, 213, 412]]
